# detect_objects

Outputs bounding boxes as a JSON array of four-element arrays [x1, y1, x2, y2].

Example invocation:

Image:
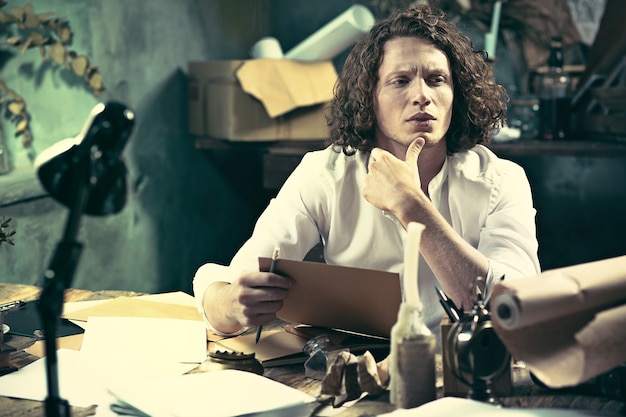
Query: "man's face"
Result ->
[[373, 37, 454, 158]]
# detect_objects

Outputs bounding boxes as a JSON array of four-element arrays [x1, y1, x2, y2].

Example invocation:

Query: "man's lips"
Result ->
[[407, 113, 435, 130], [407, 112, 435, 122]]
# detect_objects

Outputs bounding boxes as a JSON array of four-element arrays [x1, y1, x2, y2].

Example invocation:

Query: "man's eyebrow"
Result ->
[[386, 64, 450, 74], [382, 67, 418, 78]]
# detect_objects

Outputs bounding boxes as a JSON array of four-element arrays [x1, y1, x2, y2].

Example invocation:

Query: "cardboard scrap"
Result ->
[[236, 59, 337, 118]]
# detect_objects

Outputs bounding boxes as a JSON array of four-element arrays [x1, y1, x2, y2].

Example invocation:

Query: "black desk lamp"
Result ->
[[34, 101, 135, 417]]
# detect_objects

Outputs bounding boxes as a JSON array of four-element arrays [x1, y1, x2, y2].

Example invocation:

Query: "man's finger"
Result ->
[[405, 138, 425, 167]]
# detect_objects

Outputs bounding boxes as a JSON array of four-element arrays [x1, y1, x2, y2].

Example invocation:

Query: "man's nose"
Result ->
[[411, 80, 431, 106]]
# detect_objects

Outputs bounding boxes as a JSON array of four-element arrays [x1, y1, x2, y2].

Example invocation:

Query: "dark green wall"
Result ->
[[0, 0, 620, 296], [0, 0, 373, 294]]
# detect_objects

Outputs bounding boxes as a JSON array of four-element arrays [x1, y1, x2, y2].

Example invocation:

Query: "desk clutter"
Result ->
[[0, 293, 208, 410], [0, 302, 20, 376], [1, 252, 626, 416]]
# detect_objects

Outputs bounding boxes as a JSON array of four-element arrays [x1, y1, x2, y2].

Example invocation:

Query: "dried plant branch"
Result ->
[[0, 2, 106, 148], [0, 217, 16, 246]]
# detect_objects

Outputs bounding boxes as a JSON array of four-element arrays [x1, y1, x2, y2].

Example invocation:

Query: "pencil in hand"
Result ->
[[255, 247, 280, 344]]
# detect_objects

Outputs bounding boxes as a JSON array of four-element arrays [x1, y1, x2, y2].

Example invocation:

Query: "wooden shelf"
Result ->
[[194, 138, 325, 155], [195, 137, 626, 189], [196, 137, 626, 157], [489, 138, 626, 157]]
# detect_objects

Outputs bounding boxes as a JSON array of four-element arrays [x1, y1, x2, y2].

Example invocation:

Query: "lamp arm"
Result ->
[[34, 101, 134, 417], [37, 153, 93, 417]]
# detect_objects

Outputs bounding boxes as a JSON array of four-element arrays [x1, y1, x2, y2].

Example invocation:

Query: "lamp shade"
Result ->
[[34, 101, 135, 216]]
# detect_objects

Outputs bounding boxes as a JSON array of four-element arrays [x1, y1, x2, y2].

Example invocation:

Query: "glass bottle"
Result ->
[[389, 302, 437, 409], [390, 221, 435, 408], [537, 36, 571, 140]]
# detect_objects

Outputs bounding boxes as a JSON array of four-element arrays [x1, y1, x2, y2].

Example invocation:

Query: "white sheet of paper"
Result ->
[[107, 369, 315, 417], [81, 317, 207, 363], [80, 316, 206, 364], [137, 291, 197, 306], [0, 349, 197, 407], [76, 315, 206, 390]]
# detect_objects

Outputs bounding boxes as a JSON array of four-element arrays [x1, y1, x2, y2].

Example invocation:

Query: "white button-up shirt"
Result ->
[[194, 144, 541, 336]]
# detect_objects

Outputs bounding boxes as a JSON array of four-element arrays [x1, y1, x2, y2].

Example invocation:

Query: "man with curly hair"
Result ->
[[193, 5, 540, 337]]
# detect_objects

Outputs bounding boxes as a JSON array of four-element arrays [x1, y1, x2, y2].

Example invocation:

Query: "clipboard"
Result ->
[[259, 258, 402, 338], [4, 301, 84, 338]]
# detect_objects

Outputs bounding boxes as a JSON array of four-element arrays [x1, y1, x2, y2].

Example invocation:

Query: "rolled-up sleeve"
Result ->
[[447, 146, 541, 293]]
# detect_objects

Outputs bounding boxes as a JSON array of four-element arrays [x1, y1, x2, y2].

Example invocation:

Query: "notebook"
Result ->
[[4, 301, 84, 338]]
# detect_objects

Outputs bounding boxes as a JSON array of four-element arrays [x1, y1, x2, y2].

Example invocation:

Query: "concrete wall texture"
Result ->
[[0, 0, 351, 294], [0, 1, 623, 296]]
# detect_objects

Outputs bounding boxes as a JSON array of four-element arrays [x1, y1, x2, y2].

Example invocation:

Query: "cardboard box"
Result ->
[[188, 59, 337, 141]]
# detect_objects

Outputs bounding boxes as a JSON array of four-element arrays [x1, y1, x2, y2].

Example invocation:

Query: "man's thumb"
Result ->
[[405, 138, 425, 167]]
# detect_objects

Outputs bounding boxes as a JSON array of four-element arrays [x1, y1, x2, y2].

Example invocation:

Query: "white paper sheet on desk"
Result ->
[[491, 255, 626, 388], [378, 397, 622, 416], [0, 349, 197, 407], [80, 316, 207, 367], [106, 369, 315, 417]]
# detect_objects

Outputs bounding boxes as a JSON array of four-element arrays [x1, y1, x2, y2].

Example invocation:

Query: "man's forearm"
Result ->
[[396, 202, 488, 310]]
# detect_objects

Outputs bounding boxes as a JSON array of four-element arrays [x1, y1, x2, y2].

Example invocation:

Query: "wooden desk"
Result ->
[[1, 283, 624, 417], [0, 284, 143, 417]]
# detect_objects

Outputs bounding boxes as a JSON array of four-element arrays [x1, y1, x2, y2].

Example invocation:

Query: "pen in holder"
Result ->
[[443, 277, 511, 404]]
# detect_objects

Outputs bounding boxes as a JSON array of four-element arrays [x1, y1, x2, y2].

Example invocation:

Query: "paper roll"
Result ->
[[492, 256, 626, 331], [491, 255, 626, 388], [250, 37, 284, 59], [285, 5, 375, 61]]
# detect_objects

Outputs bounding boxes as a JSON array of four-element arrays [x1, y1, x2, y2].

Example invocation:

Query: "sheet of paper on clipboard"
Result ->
[[258, 257, 402, 338]]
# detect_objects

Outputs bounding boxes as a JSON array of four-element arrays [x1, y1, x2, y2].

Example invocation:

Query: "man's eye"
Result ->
[[429, 76, 446, 85], [392, 78, 409, 86]]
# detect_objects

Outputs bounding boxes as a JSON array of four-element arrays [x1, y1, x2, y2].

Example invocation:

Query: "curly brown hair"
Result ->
[[326, 4, 508, 155]]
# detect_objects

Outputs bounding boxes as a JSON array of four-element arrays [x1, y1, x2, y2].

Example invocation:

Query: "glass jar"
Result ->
[[508, 96, 540, 140], [303, 334, 348, 380]]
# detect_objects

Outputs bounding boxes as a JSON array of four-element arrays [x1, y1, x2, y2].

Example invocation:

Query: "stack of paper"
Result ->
[[106, 369, 315, 417], [0, 293, 208, 408]]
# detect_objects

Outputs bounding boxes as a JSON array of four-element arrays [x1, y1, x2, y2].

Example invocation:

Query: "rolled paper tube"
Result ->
[[491, 256, 626, 331], [250, 37, 284, 59], [285, 5, 375, 61]]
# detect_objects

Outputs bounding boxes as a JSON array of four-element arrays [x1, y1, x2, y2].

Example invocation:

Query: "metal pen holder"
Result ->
[[443, 281, 511, 404]]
